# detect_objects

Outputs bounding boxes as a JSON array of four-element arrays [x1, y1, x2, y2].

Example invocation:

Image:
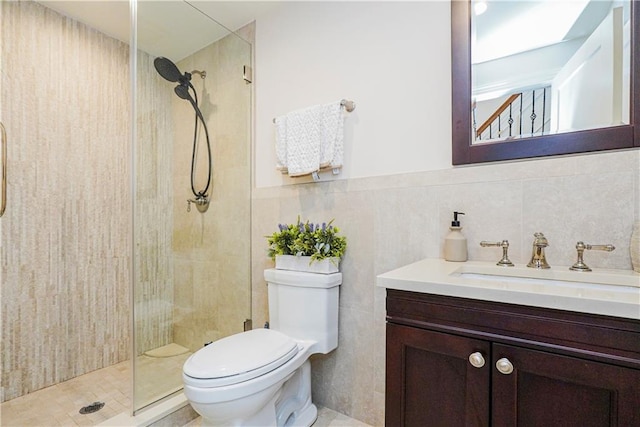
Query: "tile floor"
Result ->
[[0, 344, 191, 427], [312, 407, 373, 427], [0, 361, 130, 426], [182, 406, 372, 427], [1, 351, 372, 427]]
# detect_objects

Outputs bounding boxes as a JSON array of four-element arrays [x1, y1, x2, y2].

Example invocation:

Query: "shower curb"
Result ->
[[97, 392, 190, 427]]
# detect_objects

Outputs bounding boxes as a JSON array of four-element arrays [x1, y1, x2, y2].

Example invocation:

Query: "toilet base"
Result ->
[[194, 359, 317, 427], [284, 402, 317, 427], [199, 388, 282, 427], [275, 360, 316, 427]]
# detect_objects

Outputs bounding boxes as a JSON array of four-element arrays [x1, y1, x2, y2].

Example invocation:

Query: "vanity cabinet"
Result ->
[[385, 290, 640, 427]]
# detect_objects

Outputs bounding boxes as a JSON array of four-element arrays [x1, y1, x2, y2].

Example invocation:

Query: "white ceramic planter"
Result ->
[[275, 255, 340, 274]]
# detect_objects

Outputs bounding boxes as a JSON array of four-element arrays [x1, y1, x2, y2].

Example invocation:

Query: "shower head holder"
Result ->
[[191, 70, 206, 79], [187, 194, 210, 213]]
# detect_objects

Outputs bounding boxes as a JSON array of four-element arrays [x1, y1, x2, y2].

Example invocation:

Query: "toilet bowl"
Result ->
[[182, 269, 342, 427]]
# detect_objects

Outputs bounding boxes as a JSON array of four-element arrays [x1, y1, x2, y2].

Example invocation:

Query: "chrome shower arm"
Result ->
[[190, 70, 207, 79]]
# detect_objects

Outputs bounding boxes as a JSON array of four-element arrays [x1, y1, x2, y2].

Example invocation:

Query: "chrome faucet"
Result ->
[[527, 232, 550, 269]]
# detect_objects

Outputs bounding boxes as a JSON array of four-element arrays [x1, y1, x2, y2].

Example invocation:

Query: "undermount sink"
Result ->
[[452, 263, 640, 292], [376, 259, 640, 319], [449, 263, 640, 304]]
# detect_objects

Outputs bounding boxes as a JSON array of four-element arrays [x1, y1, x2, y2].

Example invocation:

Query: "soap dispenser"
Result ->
[[444, 211, 468, 262]]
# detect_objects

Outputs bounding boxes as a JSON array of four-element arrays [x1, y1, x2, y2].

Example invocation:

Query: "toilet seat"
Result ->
[[183, 329, 299, 388]]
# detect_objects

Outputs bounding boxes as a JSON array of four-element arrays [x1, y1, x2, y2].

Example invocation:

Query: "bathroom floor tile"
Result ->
[[181, 406, 373, 427], [316, 407, 374, 427], [0, 361, 130, 427], [0, 346, 190, 427]]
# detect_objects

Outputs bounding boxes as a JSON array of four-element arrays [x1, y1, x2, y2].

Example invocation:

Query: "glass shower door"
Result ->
[[131, 0, 252, 413]]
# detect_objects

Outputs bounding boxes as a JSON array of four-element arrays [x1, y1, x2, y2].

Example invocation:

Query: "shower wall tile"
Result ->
[[171, 30, 252, 352], [1, 1, 130, 402], [251, 149, 639, 426], [134, 50, 175, 356]]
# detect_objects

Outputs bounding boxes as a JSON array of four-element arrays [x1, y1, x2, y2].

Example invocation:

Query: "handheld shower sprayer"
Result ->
[[153, 56, 212, 213]]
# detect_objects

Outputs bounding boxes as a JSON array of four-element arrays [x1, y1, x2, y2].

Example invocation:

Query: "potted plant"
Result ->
[[266, 217, 347, 274]]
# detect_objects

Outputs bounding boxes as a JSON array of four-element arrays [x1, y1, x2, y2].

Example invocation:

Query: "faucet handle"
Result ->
[[480, 240, 514, 267], [569, 241, 615, 272]]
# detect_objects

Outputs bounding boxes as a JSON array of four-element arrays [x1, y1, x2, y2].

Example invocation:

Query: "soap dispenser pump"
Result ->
[[444, 211, 468, 262]]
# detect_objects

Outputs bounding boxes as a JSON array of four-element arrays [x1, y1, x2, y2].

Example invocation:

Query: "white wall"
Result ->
[[551, 6, 626, 132], [255, 1, 451, 188]]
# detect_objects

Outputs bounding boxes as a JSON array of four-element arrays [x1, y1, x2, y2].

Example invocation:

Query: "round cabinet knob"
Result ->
[[468, 352, 485, 368], [496, 357, 514, 375]]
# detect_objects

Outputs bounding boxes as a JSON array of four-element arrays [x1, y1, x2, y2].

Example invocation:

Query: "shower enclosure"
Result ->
[[0, 0, 252, 418], [131, 0, 253, 413]]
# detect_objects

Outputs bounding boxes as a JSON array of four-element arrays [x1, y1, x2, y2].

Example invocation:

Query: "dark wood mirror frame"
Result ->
[[451, 0, 640, 165]]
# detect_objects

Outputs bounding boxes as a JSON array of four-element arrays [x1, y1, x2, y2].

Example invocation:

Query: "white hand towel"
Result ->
[[319, 101, 344, 169], [285, 105, 323, 176], [274, 116, 288, 171], [274, 101, 346, 176]]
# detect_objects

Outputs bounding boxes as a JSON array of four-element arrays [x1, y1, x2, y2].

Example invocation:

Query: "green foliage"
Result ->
[[266, 217, 347, 262]]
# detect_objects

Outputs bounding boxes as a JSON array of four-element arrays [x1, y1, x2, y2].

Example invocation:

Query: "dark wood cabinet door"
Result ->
[[386, 323, 490, 427], [492, 343, 640, 427]]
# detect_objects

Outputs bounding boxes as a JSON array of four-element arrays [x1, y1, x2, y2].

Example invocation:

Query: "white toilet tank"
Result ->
[[264, 268, 342, 355]]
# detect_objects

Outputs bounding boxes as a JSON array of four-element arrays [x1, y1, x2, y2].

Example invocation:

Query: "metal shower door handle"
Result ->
[[0, 122, 6, 217]]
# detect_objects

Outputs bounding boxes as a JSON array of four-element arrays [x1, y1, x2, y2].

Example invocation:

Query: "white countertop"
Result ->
[[376, 259, 640, 320]]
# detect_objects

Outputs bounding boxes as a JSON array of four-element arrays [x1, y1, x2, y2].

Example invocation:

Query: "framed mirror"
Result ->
[[452, 0, 639, 165]]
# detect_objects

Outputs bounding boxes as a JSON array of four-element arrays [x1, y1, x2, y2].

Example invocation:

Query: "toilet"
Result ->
[[182, 268, 342, 427]]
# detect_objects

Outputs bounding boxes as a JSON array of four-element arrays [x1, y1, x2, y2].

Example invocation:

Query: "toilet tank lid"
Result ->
[[183, 329, 298, 380], [264, 268, 342, 288]]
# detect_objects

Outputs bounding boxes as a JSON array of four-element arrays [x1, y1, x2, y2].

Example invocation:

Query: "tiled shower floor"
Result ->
[[0, 346, 192, 427], [0, 360, 131, 426]]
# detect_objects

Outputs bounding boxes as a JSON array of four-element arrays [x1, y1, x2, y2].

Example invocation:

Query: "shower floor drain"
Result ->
[[79, 401, 105, 414]]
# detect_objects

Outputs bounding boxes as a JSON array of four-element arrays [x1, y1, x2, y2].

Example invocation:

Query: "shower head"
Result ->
[[175, 83, 207, 127], [154, 55, 212, 203], [154, 57, 183, 83], [174, 84, 192, 101]]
